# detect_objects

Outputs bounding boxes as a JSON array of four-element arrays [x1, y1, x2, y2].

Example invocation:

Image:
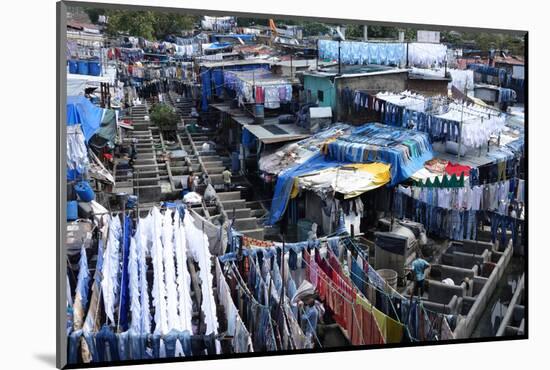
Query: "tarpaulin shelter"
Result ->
[[266, 122, 432, 225], [66, 95, 105, 142], [267, 152, 349, 225], [326, 123, 433, 186], [290, 162, 391, 199]]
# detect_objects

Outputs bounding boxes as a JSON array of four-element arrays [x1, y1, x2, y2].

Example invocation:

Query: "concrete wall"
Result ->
[[474, 87, 498, 102], [472, 276, 488, 295], [407, 78, 449, 97], [441, 251, 487, 269], [335, 72, 408, 121], [427, 280, 465, 304], [418, 295, 459, 315], [453, 243, 513, 338], [462, 240, 493, 254], [429, 264, 475, 285]]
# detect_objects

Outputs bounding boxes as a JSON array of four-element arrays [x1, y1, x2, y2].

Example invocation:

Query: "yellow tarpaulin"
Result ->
[[290, 162, 391, 199]]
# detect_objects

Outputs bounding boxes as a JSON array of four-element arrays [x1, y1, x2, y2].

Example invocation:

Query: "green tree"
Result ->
[[346, 24, 364, 39], [104, 10, 197, 40], [84, 8, 105, 24], [367, 25, 398, 39], [236, 17, 268, 27], [302, 21, 329, 37]]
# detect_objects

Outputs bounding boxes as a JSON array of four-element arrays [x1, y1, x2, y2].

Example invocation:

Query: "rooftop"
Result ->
[[199, 59, 272, 68], [304, 65, 408, 78], [210, 103, 311, 144]]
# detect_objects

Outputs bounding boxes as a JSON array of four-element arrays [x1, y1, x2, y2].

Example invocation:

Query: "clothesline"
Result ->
[[229, 235, 454, 327], [373, 90, 505, 118]]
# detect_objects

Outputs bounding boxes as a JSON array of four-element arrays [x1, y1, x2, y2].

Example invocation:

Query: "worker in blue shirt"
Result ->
[[410, 255, 430, 298]]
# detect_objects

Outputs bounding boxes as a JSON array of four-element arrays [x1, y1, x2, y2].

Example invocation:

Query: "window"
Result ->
[[317, 90, 324, 102]]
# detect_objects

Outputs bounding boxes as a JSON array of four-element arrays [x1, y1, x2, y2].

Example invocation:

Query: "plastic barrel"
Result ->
[[74, 181, 95, 202], [377, 269, 398, 291], [77, 60, 89, 75], [68, 60, 79, 74], [88, 61, 101, 76], [67, 201, 78, 221], [254, 104, 265, 124]]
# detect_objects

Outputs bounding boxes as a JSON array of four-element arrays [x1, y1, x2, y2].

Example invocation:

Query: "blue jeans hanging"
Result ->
[[68, 329, 83, 364], [95, 325, 119, 362]]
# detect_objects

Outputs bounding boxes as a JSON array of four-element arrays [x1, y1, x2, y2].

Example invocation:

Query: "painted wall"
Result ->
[[303, 74, 336, 110]]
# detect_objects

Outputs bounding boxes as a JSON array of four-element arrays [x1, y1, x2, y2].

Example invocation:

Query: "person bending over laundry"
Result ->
[[222, 167, 232, 192], [410, 255, 430, 298]]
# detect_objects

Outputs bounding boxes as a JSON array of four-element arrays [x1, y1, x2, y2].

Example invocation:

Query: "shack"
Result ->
[[303, 65, 409, 121]]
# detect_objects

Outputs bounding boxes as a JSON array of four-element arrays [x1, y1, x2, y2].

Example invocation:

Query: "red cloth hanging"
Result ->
[[255, 86, 264, 104], [445, 162, 471, 176]]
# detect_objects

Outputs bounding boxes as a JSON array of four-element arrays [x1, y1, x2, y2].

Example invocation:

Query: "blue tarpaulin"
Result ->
[[326, 123, 433, 186], [267, 153, 351, 225], [266, 123, 434, 225], [66, 96, 104, 142], [212, 34, 256, 43], [206, 41, 232, 50]]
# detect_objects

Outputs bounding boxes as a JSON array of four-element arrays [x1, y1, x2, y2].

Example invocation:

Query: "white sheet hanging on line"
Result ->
[[151, 208, 169, 335], [184, 212, 220, 352], [101, 215, 121, 325], [128, 235, 141, 332], [162, 211, 180, 332], [408, 43, 448, 67], [173, 211, 194, 332], [136, 216, 152, 334]]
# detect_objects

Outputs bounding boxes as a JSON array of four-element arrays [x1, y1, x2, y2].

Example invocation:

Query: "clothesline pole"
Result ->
[[457, 97, 465, 161], [406, 42, 409, 68], [252, 70, 256, 102]]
